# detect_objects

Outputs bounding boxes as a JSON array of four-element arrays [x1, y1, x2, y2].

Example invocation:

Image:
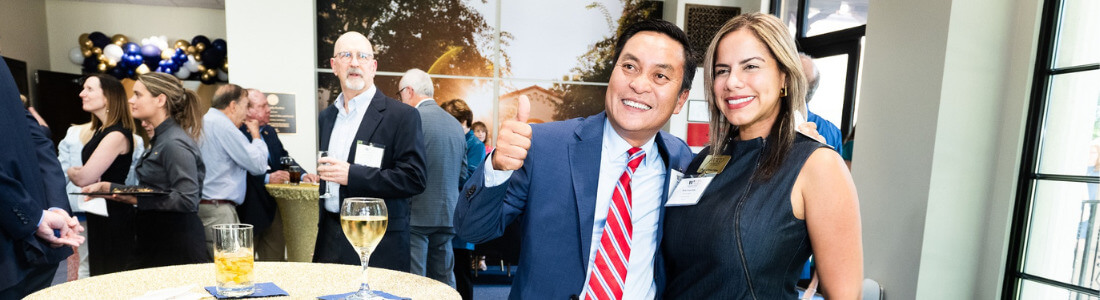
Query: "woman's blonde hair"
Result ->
[[703, 12, 807, 180], [137, 73, 203, 141]]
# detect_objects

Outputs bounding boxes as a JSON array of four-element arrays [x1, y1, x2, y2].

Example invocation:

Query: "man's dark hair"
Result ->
[[612, 19, 697, 92], [211, 84, 246, 109]]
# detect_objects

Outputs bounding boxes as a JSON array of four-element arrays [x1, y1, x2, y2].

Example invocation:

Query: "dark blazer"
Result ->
[[0, 59, 72, 292], [313, 89, 426, 272], [454, 112, 693, 299], [237, 124, 293, 237]]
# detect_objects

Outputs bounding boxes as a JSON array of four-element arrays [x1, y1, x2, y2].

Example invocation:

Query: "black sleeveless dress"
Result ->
[[82, 124, 138, 275], [662, 135, 826, 299]]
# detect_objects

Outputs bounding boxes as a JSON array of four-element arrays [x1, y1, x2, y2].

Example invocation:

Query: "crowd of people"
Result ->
[[1, 12, 861, 300]]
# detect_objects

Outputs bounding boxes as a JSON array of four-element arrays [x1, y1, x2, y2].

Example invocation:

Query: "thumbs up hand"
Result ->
[[491, 95, 532, 171]]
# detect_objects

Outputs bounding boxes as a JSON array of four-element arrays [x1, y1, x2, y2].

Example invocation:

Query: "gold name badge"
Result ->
[[696, 155, 731, 175]]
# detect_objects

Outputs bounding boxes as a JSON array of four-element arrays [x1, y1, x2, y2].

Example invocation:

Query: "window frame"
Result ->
[[1003, 0, 1100, 298], [770, 0, 865, 140]]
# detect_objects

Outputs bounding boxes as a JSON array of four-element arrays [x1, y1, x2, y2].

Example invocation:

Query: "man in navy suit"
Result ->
[[314, 31, 426, 272], [0, 58, 85, 298], [454, 20, 696, 299], [238, 88, 319, 261]]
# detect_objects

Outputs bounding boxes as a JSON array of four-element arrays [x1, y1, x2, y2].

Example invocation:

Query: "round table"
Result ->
[[27, 262, 459, 299], [265, 183, 320, 262]]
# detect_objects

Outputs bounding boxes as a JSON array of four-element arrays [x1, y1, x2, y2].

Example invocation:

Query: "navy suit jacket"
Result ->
[[313, 89, 426, 271], [0, 59, 72, 291], [236, 124, 293, 237], [455, 112, 693, 299]]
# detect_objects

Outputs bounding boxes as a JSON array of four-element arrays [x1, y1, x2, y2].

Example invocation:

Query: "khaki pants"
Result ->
[[198, 201, 240, 256], [255, 212, 286, 261]]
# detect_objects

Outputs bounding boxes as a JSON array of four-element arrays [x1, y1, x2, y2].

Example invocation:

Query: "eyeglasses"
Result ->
[[334, 51, 373, 63], [398, 86, 410, 94]]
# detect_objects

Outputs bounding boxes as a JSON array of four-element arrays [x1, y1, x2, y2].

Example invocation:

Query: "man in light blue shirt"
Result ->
[[198, 84, 269, 252]]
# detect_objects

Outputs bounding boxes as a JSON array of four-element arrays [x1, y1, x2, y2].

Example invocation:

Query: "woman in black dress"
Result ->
[[83, 72, 210, 268], [662, 13, 863, 299], [66, 74, 139, 275]]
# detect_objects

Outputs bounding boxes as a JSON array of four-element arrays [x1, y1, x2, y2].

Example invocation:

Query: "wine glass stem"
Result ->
[[358, 251, 372, 297]]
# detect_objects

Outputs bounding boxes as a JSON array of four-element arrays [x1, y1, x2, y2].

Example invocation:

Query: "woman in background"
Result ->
[[471, 121, 491, 154], [66, 74, 140, 275], [83, 72, 210, 267], [662, 13, 863, 299]]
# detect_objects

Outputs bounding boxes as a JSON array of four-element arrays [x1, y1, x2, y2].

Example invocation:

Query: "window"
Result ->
[[1005, 0, 1100, 298], [771, 0, 865, 151]]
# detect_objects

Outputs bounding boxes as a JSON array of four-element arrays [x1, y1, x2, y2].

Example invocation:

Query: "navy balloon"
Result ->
[[88, 32, 110, 48], [108, 66, 126, 79], [82, 56, 98, 73], [211, 39, 227, 53], [200, 47, 225, 69], [144, 56, 160, 70], [123, 42, 141, 55], [191, 35, 211, 47]]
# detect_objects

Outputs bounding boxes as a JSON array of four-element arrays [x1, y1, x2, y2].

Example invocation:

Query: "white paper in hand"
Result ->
[[80, 198, 109, 217]]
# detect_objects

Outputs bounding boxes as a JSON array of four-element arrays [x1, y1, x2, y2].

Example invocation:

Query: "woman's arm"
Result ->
[[67, 131, 129, 187], [796, 148, 863, 299]]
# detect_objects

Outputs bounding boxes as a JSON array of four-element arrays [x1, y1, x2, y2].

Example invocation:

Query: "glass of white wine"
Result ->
[[340, 197, 388, 300]]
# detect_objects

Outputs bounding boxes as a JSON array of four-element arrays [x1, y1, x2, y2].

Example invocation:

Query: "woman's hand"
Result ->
[[80, 182, 138, 205]]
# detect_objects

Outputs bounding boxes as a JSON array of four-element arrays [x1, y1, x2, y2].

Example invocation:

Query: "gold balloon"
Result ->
[[81, 39, 94, 50], [194, 54, 202, 62], [106, 59, 117, 68], [97, 62, 107, 73], [222, 60, 229, 72], [135, 64, 151, 75], [111, 34, 129, 46], [200, 73, 212, 82], [197, 65, 206, 73], [79, 33, 90, 44], [92, 47, 103, 55], [174, 40, 190, 49], [81, 49, 93, 58], [161, 49, 174, 60], [186, 46, 197, 56], [97, 54, 108, 63], [205, 68, 217, 77], [194, 43, 206, 52]]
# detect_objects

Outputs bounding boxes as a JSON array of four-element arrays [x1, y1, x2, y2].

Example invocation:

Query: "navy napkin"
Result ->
[[204, 282, 289, 299], [318, 291, 410, 300]]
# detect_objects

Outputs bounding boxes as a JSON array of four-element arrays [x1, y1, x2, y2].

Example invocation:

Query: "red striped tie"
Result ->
[[584, 147, 645, 300]]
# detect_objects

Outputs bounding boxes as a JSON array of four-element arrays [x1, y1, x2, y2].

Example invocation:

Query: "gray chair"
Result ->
[[863, 278, 884, 300]]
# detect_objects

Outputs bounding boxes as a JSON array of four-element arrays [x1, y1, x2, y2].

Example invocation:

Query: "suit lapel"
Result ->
[[570, 112, 606, 268], [347, 90, 387, 163]]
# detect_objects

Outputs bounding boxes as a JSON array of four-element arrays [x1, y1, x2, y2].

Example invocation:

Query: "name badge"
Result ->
[[666, 176, 713, 206], [667, 169, 684, 199], [696, 155, 731, 175], [354, 141, 385, 168]]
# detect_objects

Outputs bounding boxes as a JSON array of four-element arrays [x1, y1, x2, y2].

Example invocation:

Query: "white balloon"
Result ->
[[184, 56, 200, 72], [217, 70, 228, 81], [175, 68, 191, 80], [69, 47, 84, 65], [103, 44, 124, 62], [155, 35, 168, 50]]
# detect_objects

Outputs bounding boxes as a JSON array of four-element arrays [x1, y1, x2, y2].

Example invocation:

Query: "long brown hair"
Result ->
[[137, 73, 203, 141], [84, 74, 137, 134], [704, 12, 807, 180]]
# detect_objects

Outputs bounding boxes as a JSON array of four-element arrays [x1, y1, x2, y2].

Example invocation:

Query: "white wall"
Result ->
[[0, 0, 50, 103], [44, 0, 225, 74], [856, 0, 1039, 298], [225, 0, 317, 173]]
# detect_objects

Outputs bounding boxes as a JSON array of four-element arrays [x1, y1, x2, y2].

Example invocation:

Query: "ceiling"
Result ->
[[65, 0, 224, 10]]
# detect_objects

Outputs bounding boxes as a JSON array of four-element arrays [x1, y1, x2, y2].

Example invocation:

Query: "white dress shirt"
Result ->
[[199, 108, 269, 204], [324, 86, 376, 213], [485, 119, 665, 299]]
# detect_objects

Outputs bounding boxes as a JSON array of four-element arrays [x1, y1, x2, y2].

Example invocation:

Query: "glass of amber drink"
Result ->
[[213, 224, 255, 297], [340, 198, 388, 299]]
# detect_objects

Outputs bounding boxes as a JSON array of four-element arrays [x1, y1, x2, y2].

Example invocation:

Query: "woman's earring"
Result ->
[[781, 87, 788, 97]]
